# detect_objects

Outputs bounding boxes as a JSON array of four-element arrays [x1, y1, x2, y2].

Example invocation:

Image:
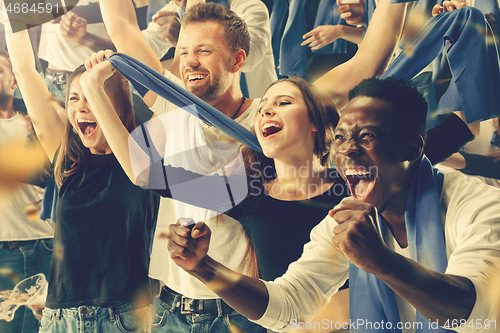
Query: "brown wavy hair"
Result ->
[[54, 65, 136, 186], [182, 2, 250, 56]]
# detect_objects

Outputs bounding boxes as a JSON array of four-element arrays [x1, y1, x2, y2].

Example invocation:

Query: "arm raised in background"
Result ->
[[314, 0, 407, 109], [100, 0, 164, 107], [4, 20, 65, 162], [302, 25, 365, 51], [60, 12, 116, 52]]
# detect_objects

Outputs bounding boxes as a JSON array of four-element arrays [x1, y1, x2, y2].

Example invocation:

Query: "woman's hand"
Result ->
[[167, 220, 212, 273], [81, 50, 116, 87]]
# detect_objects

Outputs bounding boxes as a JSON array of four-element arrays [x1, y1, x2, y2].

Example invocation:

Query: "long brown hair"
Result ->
[[54, 65, 136, 186]]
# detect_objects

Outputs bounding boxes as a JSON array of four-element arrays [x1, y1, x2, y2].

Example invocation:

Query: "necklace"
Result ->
[[203, 97, 246, 128], [232, 96, 246, 120]]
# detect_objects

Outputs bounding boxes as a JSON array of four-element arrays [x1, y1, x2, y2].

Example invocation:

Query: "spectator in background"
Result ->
[[0, 48, 54, 333]]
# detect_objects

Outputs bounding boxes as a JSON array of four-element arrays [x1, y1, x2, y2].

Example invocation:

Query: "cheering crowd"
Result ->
[[1, 0, 500, 333]]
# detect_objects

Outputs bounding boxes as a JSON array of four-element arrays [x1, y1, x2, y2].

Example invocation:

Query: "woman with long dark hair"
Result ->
[[5, 20, 157, 333]]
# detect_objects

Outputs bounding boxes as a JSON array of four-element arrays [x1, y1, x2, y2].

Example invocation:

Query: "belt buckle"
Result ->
[[180, 296, 201, 314], [80, 307, 94, 315]]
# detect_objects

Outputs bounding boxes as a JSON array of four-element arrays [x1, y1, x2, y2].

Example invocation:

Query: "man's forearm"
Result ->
[[314, 0, 407, 109], [78, 32, 116, 52], [340, 25, 365, 45], [100, 0, 163, 106], [100, 0, 140, 52], [376, 250, 476, 325], [191, 256, 269, 320]]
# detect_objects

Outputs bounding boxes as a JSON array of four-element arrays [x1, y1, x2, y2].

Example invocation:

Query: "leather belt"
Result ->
[[0, 240, 37, 249], [45, 69, 72, 85], [159, 286, 234, 315]]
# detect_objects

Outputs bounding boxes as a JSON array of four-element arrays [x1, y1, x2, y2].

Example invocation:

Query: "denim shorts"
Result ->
[[39, 302, 150, 333], [151, 295, 266, 333]]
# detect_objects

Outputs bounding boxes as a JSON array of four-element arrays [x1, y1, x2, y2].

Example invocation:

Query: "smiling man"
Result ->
[[167, 78, 500, 333]]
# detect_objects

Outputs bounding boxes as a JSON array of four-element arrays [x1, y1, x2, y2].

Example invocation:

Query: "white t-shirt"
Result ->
[[39, 0, 109, 71], [0, 113, 54, 241], [256, 170, 500, 333], [147, 71, 260, 298], [143, 0, 277, 99]]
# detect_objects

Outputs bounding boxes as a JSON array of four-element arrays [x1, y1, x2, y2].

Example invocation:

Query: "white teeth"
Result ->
[[345, 169, 370, 176], [262, 122, 283, 131], [77, 119, 96, 124], [188, 74, 207, 81]]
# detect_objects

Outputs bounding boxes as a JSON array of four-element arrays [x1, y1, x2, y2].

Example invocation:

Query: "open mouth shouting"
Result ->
[[77, 119, 98, 137], [261, 121, 283, 138], [344, 168, 376, 200]]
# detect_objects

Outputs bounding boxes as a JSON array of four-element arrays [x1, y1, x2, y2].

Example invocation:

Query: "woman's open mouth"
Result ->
[[261, 121, 283, 138], [77, 119, 98, 137]]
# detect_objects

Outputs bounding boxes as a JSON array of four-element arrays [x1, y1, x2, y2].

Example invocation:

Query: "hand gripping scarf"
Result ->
[[349, 156, 455, 333]]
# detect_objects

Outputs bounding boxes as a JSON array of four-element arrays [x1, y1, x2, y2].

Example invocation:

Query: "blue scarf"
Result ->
[[107, 53, 262, 153], [381, 7, 500, 124], [349, 156, 455, 333]]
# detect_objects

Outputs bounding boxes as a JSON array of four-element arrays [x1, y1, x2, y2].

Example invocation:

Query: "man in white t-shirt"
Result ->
[[38, 0, 113, 100], [166, 77, 500, 333], [143, 0, 277, 99], [0, 50, 54, 333], [101, 2, 265, 332]]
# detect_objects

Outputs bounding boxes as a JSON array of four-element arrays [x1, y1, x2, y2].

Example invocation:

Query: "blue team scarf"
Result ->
[[381, 7, 500, 124], [349, 156, 454, 333], [107, 53, 262, 153]]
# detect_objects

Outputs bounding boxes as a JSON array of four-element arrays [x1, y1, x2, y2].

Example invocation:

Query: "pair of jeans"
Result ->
[[151, 295, 266, 333], [39, 302, 150, 333], [0, 238, 53, 333]]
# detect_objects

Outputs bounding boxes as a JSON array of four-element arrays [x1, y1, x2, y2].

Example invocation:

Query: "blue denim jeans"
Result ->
[[151, 295, 266, 333], [39, 302, 151, 333], [0, 238, 53, 333]]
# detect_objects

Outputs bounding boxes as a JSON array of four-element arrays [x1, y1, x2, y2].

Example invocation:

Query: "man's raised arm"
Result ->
[[314, 0, 407, 109], [100, 0, 164, 107]]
